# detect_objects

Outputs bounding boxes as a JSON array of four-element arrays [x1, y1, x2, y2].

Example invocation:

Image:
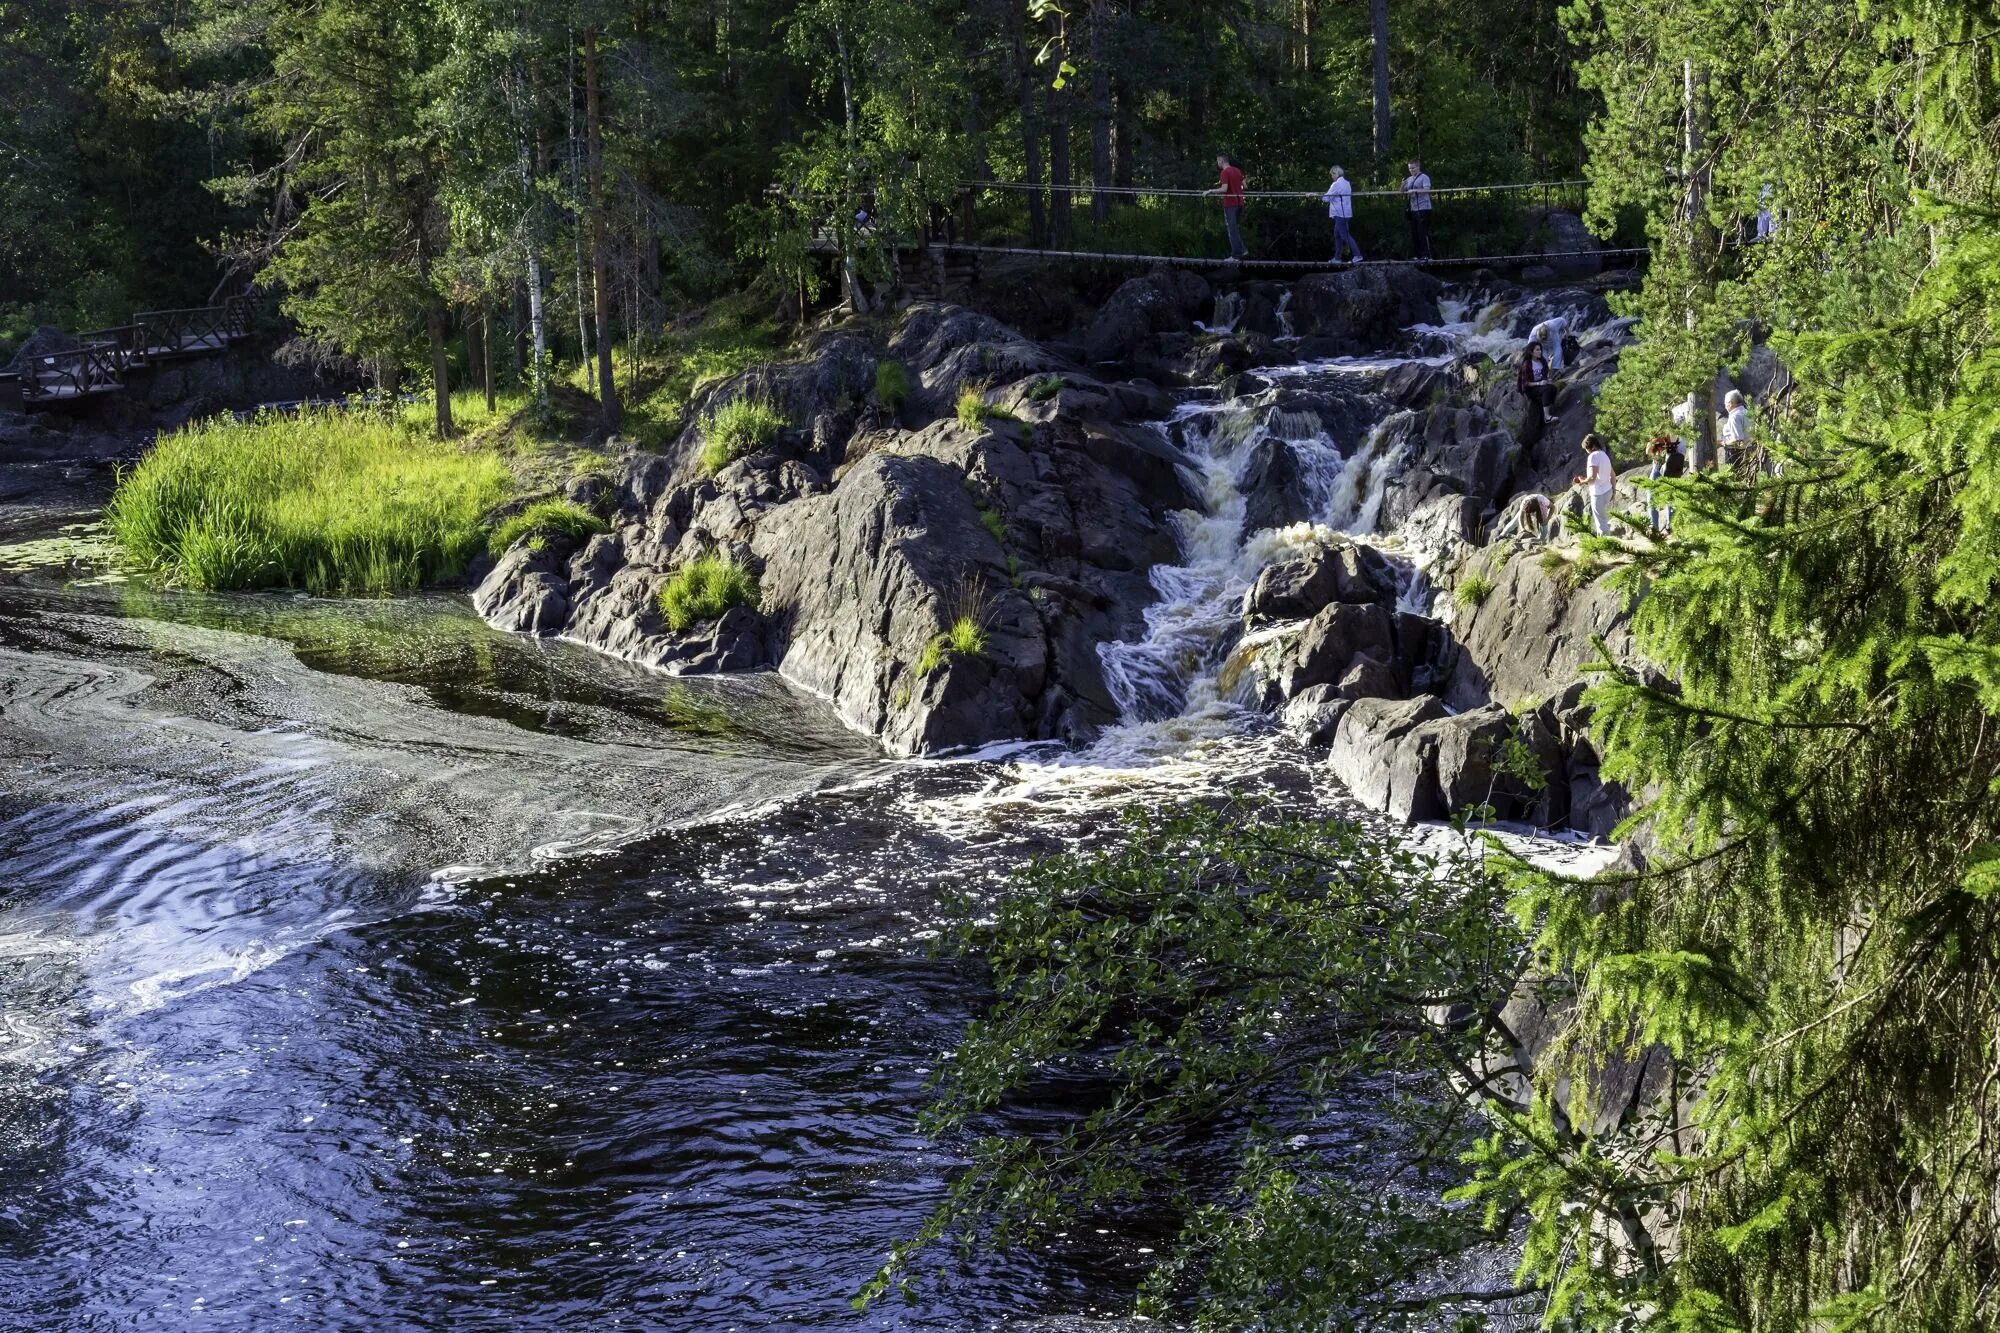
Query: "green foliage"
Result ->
[[954, 387, 988, 432], [1454, 571, 1496, 608], [487, 498, 608, 556], [698, 399, 786, 474], [912, 614, 986, 676], [977, 506, 1006, 547], [866, 805, 1526, 1327], [1025, 374, 1064, 402], [874, 360, 911, 411], [657, 555, 759, 631], [107, 410, 512, 594], [1458, 5, 2000, 1328]]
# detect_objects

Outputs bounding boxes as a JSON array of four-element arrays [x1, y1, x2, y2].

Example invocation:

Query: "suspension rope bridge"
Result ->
[[818, 176, 1651, 277]]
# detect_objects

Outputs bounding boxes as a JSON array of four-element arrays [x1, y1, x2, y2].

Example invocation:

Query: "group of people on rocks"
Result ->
[[1501, 328, 1766, 544], [1204, 154, 1434, 264]]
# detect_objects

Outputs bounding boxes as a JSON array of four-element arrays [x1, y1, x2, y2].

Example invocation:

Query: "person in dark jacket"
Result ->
[[1517, 341, 1553, 445]]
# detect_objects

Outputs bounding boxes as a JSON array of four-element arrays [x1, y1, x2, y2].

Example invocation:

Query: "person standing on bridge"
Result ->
[[1402, 160, 1434, 260], [1322, 166, 1364, 264], [1204, 154, 1249, 262]]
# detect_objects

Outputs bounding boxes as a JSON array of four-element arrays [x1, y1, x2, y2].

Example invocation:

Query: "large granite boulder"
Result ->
[[473, 543, 572, 635], [1327, 695, 1449, 814], [1272, 600, 1398, 701], [1244, 539, 1399, 626], [1439, 549, 1637, 713]]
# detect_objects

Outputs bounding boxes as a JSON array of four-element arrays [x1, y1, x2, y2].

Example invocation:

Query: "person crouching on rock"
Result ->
[[1516, 341, 1552, 445], [1322, 165, 1363, 265], [1575, 432, 1617, 536]]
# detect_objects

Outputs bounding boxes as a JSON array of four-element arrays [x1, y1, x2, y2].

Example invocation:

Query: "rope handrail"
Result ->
[[955, 177, 1590, 201], [929, 241, 1646, 270]]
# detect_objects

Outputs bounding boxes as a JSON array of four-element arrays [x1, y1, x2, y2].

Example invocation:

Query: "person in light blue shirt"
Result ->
[[1321, 166, 1363, 264], [1402, 160, 1433, 259]]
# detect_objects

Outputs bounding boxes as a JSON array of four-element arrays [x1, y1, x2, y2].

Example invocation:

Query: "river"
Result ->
[[0, 304, 1540, 1330]]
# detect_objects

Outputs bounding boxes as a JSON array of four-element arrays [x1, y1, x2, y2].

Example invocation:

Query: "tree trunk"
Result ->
[[1049, 80, 1073, 248], [1684, 58, 1719, 469], [426, 299, 454, 439], [481, 293, 496, 412], [584, 26, 619, 434], [1015, 7, 1046, 246], [1089, 1, 1111, 226], [836, 27, 869, 313], [510, 279, 526, 382], [1371, 0, 1391, 169]]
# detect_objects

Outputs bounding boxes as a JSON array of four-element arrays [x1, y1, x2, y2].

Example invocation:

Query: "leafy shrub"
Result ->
[[658, 555, 759, 631], [1455, 571, 1496, 608], [875, 360, 911, 410], [698, 398, 785, 474], [107, 409, 513, 594], [488, 498, 609, 556], [955, 387, 989, 431], [1026, 375, 1065, 402]]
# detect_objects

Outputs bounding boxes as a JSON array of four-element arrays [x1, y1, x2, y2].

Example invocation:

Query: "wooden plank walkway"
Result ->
[[927, 241, 1648, 272]]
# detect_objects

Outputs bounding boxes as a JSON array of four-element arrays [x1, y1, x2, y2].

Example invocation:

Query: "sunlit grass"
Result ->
[[108, 409, 514, 594], [658, 555, 760, 631]]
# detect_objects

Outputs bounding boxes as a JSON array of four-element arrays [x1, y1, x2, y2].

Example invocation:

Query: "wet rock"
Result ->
[[1288, 266, 1444, 354], [1244, 539, 1400, 626], [1326, 694, 1450, 814], [1274, 600, 1397, 700], [567, 532, 624, 594], [1239, 438, 1315, 534], [1083, 268, 1211, 365], [1281, 684, 1351, 745], [473, 543, 571, 635]]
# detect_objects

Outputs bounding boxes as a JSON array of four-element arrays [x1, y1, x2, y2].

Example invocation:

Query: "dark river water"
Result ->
[[0, 457, 1346, 1331]]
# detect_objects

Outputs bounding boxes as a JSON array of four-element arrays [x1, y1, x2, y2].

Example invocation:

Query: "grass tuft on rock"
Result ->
[[488, 498, 608, 556], [1455, 571, 1496, 609], [699, 398, 785, 475], [875, 360, 911, 411], [916, 613, 989, 675], [658, 555, 760, 631], [955, 387, 989, 432], [107, 410, 513, 594]]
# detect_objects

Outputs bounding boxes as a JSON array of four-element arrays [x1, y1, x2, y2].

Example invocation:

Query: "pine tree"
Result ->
[[1452, 2, 2000, 1325]]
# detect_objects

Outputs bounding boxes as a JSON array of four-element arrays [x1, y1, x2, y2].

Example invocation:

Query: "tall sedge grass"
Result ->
[[108, 410, 514, 594]]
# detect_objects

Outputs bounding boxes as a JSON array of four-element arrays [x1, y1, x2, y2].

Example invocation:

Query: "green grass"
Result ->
[[875, 360, 911, 411], [699, 399, 786, 475], [108, 410, 514, 594], [956, 388, 989, 431], [488, 498, 609, 557], [618, 296, 786, 445], [1455, 571, 1497, 608], [1026, 375, 1065, 402], [916, 613, 990, 675], [658, 555, 760, 631], [978, 507, 1007, 546]]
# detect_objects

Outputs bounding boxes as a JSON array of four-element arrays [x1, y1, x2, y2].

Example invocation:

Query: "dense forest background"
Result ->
[[0, 0, 1585, 369]]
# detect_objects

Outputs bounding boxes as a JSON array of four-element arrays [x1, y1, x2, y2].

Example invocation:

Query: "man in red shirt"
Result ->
[[1204, 154, 1248, 261]]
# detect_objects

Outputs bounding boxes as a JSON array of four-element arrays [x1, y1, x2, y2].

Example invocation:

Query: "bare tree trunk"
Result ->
[[510, 279, 526, 382], [585, 26, 619, 434], [837, 27, 869, 313], [1684, 58, 1718, 469], [1089, 1, 1111, 226], [1015, 7, 1046, 245], [481, 293, 496, 412], [1371, 0, 1391, 169], [1049, 79, 1073, 248], [426, 301, 455, 439]]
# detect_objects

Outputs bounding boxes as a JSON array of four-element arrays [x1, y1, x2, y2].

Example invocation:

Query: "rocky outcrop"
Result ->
[[1083, 268, 1211, 366], [475, 303, 1201, 756], [1438, 549, 1637, 714]]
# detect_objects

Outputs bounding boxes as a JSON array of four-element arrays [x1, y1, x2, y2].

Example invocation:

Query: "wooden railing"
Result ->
[[10, 296, 257, 406], [20, 343, 128, 402]]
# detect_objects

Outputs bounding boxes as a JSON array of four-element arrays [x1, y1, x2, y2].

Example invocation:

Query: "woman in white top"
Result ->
[[1574, 432, 1617, 536], [1321, 166, 1363, 264]]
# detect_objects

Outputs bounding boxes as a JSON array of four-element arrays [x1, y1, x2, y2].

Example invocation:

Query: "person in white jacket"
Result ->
[[1322, 166, 1363, 264], [1530, 314, 1570, 372]]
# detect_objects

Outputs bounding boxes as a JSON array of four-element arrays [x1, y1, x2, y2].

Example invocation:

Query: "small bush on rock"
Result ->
[[489, 498, 609, 556], [1455, 571, 1496, 608], [1026, 375, 1064, 402], [658, 555, 760, 631], [915, 614, 988, 676], [699, 399, 785, 474]]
